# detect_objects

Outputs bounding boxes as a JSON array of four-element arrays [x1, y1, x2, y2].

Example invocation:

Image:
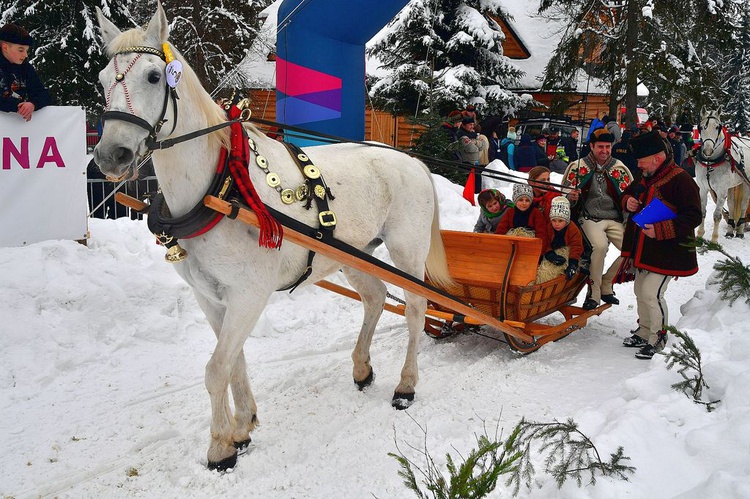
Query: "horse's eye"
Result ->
[[148, 71, 161, 84]]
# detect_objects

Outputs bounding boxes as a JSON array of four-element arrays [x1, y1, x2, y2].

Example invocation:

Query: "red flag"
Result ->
[[462, 169, 476, 205]]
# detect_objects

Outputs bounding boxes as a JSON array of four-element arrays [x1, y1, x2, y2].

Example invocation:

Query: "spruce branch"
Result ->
[[389, 413, 522, 498], [507, 418, 635, 493], [390, 415, 634, 498], [663, 327, 721, 412], [688, 237, 750, 306]]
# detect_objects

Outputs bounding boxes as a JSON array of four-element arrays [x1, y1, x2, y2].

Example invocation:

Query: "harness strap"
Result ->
[[277, 142, 337, 293], [224, 198, 471, 308]]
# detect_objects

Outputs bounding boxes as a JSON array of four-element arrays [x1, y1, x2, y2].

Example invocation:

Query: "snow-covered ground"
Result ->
[[2, 167, 749, 498]]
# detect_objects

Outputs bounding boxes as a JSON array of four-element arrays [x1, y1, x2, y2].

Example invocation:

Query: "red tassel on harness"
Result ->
[[225, 106, 283, 249]]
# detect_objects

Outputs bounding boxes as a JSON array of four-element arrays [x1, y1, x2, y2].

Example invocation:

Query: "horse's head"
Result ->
[[699, 108, 725, 159], [93, 3, 173, 181]]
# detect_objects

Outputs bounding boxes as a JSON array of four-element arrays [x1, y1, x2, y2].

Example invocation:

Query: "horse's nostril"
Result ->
[[114, 147, 134, 165]]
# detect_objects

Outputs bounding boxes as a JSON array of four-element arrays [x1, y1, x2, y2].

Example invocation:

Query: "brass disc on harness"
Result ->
[[280, 189, 295, 204], [115, 73, 124, 81], [247, 138, 257, 153], [297, 153, 309, 162], [266, 172, 281, 187], [295, 185, 308, 201], [255, 155, 268, 169], [303, 164, 320, 179], [314, 184, 326, 199]]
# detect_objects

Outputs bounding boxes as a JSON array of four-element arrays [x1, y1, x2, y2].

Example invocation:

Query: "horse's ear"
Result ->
[[700, 105, 706, 117], [144, 1, 170, 46], [717, 105, 724, 118], [96, 7, 122, 49]]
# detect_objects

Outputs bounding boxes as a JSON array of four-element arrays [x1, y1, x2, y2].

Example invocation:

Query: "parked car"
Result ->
[[512, 117, 589, 147]]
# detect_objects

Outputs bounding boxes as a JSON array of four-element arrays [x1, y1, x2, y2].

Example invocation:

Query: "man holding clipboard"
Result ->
[[618, 130, 702, 359]]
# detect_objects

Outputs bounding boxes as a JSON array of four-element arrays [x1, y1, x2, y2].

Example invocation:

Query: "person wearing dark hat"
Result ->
[[532, 133, 550, 169], [0, 23, 51, 121], [612, 130, 639, 182], [450, 115, 488, 190], [452, 116, 486, 163], [617, 130, 701, 359], [562, 127, 634, 310]]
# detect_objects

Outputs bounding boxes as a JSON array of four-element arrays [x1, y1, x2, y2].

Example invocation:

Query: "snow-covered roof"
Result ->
[[239, 0, 642, 96], [499, 2, 608, 94]]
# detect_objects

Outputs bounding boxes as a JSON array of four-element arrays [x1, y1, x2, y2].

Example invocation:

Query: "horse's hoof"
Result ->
[[392, 391, 415, 410], [354, 369, 375, 391], [737, 234, 745, 239], [207, 452, 237, 472], [234, 438, 252, 455], [725, 233, 735, 239]]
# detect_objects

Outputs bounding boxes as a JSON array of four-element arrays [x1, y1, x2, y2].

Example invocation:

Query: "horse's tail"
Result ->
[[422, 164, 454, 290]]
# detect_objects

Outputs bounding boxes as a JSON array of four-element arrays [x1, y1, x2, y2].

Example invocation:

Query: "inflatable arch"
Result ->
[[276, 0, 409, 146]]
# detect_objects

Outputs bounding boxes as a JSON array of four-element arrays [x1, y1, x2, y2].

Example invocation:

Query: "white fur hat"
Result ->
[[549, 195, 571, 222], [512, 183, 534, 204]]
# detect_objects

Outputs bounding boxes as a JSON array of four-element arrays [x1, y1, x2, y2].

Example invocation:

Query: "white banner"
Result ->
[[0, 106, 88, 247]]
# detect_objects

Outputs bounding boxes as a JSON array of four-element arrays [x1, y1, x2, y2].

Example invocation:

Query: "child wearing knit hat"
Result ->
[[494, 183, 549, 250], [536, 196, 585, 283]]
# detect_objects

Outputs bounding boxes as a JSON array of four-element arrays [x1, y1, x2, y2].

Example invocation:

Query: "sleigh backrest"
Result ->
[[439, 230, 541, 288]]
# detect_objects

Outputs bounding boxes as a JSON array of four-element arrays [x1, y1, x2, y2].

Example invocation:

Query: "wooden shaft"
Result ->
[[316, 280, 528, 329], [115, 192, 148, 212], [204, 195, 533, 343]]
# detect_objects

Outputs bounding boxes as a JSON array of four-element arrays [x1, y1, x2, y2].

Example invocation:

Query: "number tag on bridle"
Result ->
[[166, 60, 183, 88]]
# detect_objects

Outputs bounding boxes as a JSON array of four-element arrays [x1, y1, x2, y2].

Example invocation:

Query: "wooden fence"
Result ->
[[247, 89, 423, 150]]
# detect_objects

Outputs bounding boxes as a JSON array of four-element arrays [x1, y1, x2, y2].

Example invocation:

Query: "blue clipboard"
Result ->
[[632, 198, 676, 228]]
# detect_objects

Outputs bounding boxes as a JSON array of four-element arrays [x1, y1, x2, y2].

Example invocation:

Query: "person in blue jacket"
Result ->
[[514, 133, 537, 172], [0, 23, 51, 121]]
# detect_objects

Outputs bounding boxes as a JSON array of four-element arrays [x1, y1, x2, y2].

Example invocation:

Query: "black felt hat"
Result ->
[[589, 128, 615, 143], [630, 130, 667, 159], [0, 23, 34, 46]]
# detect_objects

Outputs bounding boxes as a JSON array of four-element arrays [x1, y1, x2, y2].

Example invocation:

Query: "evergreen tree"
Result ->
[[0, 1, 136, 121], [367, 0, 525, 118], [537, 0, 743, 124], [724, 3, 750, 134], [157, 0, 267, 93], [0, 1, 266, 121]]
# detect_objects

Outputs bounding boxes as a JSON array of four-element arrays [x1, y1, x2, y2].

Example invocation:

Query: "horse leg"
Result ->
[[391, 288, 428, 409], [384, 232, 431, 410], [697, 186, 708, 239], [727, 185, 742, 237], [196, 296, 259, 462], [229, 351, 258, 454], [737, 186, 750, 239], [343, 267, 387, 390], [714, 191, 726, 242], [204, 299, 266, 471]]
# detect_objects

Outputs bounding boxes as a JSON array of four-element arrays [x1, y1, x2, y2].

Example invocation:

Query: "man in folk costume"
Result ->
[[563, 128, 633, 310], [618, 130, 702, 359]]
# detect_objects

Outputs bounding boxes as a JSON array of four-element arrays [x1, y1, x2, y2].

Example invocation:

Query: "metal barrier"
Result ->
[[87, 176, 158, 220], [86, 132, 100, 153]]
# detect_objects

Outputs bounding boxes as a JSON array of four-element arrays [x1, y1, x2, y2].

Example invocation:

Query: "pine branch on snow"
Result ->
[[663, 327, 721, 412], [390, 414, 634, 498]]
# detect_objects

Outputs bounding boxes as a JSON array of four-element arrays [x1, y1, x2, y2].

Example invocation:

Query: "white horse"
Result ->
[[94, 4, 452, 471], [695, 108, 750, 241]]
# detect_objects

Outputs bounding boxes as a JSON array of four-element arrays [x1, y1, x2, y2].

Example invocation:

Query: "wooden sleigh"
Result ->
[[118, 193, 609, 354]]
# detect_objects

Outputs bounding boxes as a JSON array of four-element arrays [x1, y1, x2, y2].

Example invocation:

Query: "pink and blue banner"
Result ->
[[276, 0, 409, 146]]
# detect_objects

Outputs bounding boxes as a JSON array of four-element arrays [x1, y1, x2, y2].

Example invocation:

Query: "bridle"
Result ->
[[99, 44, 252, 154], [699, 112, 725, 161], [99, 46, 179, 152]]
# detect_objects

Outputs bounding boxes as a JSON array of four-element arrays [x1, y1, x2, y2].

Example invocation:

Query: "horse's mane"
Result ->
[[104, 28, 230, 149]]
